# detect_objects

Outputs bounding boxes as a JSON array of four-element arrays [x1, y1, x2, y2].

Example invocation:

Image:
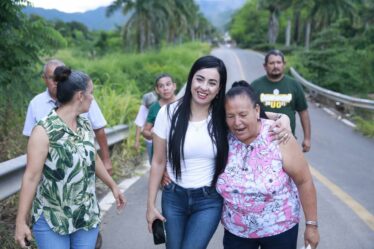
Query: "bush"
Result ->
[[354, 116, 374, 137], [0, 42, 211, 161]]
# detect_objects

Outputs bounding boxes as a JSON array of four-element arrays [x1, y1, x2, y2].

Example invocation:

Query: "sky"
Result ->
[[28, 0, 115, 13], [28, 0, 239, 13]]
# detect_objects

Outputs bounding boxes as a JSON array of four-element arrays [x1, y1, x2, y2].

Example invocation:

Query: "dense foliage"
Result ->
[[0, 0, 215, 162], [106, 0, 217, 52], [297, 24, 374, 96], [229, 0, 374, 135], [55, 42, 211, 126], [229, 0, 374, 97], [0, 0, 66, 160]]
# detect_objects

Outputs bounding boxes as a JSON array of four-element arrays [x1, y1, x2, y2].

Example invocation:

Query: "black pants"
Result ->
[[223, 224, 299, 249]]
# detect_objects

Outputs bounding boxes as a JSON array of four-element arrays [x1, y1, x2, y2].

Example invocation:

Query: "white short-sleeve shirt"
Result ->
[[153, 102, 216, 188], [134, 104, 151, 143], [134, 105, 149, 127], [23, 89, 107, 136]]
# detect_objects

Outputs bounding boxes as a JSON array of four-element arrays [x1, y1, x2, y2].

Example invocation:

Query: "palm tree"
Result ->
[[358, 0, 374, 30], [107, 0, 171, 52], [106, 0, 215, 51], [306, 0, 358, 49], [107, 0, 149, 52], [258, 0, 293, 44]]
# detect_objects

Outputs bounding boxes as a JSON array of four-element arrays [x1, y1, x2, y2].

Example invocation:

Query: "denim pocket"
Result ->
[[162, 182, 174, 191]]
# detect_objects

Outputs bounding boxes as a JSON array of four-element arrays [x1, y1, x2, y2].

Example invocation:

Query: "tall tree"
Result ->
[[258, 0, 293, 44], [106, 0, 214, 52], [107, 0, 152, 52], [0, 0, 65, 140], [303, 0, 357, 49]]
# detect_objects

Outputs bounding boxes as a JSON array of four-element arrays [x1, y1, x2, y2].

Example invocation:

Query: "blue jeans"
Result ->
[[32, 214, 99, 249], [223, 224, 299, 249], [162, 181, 223, 249]]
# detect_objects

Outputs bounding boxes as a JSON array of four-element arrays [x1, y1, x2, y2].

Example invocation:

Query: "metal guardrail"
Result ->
[[290, 67, 374, 111], [0, 124, 129, 201]]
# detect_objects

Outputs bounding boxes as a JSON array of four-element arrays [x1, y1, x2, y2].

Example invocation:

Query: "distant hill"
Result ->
[[22, 6, 128, 31], [22, 0, 245, 31]]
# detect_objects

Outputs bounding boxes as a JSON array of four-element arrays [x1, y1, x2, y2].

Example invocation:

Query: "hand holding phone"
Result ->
[[152, 219, 166, 245]]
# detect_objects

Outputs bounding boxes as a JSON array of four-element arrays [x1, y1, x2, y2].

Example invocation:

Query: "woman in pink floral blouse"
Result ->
[[216, 81, 320, 249]]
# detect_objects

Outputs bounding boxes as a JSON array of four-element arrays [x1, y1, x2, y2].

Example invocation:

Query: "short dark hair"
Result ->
[[154, 73, 173, 87], [264, 49, 285, 64]]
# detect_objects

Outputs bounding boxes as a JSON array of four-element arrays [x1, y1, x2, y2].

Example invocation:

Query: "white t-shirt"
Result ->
[[153, 102, 216, 188], [23, 89, 107, 136], [134, 104, 151, 142]]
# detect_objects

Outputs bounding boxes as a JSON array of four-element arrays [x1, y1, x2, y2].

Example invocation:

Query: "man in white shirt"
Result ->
[[23, 59, 113, 174]]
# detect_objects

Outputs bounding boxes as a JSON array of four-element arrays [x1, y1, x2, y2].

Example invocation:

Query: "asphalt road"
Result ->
[[100, 47, 374, 249]]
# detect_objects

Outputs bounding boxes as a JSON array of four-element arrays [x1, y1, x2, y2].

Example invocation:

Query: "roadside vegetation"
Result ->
[[0, 0, 213, 162], [229, 0, 374, 136]]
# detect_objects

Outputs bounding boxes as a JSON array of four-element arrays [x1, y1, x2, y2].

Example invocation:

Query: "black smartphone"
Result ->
[[25, 239, 31, 247], [152, 219, 166, 245]]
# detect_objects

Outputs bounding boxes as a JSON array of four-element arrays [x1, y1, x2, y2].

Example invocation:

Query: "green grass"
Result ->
[[54, 42, 211, 128], [0, 42, 211, 162], [354, 116, 374, 137]]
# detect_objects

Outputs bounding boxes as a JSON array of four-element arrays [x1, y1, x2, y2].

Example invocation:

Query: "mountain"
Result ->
[[22, 0, 245, 31], [22, 6, 128, 31]]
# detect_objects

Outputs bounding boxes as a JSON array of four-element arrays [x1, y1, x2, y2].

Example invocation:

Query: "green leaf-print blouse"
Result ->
[[31, 110, 100, 235]]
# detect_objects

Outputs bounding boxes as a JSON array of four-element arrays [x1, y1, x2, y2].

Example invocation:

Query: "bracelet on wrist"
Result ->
[[306, 220, 318, 227]]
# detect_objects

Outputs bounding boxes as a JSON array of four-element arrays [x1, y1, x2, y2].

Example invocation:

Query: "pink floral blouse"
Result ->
[[216, 119, 300, 238]]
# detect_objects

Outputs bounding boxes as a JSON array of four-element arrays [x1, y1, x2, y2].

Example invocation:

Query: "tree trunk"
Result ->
[[139, 24, 145, 53], [285, 19, 291, 47], [293, 10, 301, 45], [268, 10, 279, 44], [305, 19, 311, 50]]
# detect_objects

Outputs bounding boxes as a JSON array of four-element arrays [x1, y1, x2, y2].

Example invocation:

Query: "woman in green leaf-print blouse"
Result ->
[[15, 66, 126, 249]]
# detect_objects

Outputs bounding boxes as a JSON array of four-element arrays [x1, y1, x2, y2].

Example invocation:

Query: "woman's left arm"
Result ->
[[15, 126, 49, 248], [95, 154, 126, 211], [280, 137, 320, 249]]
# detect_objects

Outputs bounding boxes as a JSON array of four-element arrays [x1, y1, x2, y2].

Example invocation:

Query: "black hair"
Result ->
[[54, 66, 90, 104], [227, 80, 268, 118], [154, 73, 173, 87], [264, 49, 285, 64], [167, 55, 228, 186]]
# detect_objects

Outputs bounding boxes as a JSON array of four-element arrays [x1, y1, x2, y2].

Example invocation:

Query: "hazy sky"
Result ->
[[28, 0, 114, 13], [28, 0, 239, 13]]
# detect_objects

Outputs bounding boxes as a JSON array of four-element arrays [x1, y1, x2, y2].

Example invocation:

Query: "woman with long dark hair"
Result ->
[[146, 55, 228, 249]]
